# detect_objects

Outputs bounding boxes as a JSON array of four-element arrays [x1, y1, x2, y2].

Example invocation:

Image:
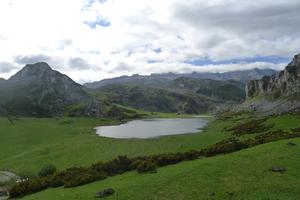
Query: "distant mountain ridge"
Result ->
[[85, 68, 277, 89], [0, 62, 101, 117], [93, 77, 246, 114]]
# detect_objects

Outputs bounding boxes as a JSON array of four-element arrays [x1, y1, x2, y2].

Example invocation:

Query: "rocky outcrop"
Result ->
[[0, 62, 101, 117], [246, 53, 300, 99], [242, 53, 300, 114]]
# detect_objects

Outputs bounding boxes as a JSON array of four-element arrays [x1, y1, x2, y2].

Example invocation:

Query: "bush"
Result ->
[[134, 160, 157, 173], [38, 164, 57, 177], [229, 118, 274, 136]]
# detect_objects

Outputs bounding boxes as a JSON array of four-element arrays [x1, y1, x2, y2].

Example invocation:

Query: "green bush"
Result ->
[[134, 160, 157, 173], [38, 164, 57, 177]]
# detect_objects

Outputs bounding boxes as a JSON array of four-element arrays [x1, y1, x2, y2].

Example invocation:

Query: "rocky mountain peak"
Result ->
[[285, 53, 300, 76], [1, 62, 101, 117], [9, 62, 57, 82], [243, 53, 300, 114]]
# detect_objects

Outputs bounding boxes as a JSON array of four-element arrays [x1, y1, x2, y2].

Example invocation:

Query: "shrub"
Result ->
[[229, 118, 274, 136], [38, 164, 57, 177], [134, 160, 157, 173]]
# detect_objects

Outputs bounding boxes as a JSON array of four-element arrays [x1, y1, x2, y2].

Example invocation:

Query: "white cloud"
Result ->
[[0, 0, 299, 83]]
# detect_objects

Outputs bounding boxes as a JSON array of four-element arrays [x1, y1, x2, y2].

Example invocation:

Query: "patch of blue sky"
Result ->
[[184, 56, 291, 66], [84, 17, 111, 29]]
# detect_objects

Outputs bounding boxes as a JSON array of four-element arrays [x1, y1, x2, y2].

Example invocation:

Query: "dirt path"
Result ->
[[0, 171, 19, 183], [0, 171, 19, 200]]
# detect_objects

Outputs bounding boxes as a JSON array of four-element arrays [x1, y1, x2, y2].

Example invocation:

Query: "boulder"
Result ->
[[95, 188, 115, 198], [270, 167, 286, 173]]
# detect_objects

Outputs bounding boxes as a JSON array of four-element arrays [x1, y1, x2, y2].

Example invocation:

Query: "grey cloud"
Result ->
[[0, 62, 17, 73], [68, 57, 94, 70], [110, 62, 133, 73], [58, 39, 73, 50], [15, 54, 52, 65], [174, 0, 300, 36], [14, 54, 65, 69]]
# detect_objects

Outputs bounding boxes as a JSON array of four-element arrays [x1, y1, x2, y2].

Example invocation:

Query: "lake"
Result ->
[[95, 118, 208, 139]]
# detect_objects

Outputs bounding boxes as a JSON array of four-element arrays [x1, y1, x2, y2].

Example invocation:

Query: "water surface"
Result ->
[[95, 118, 208, 139]]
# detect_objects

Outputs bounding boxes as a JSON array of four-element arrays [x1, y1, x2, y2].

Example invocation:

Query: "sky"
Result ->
[[0, 0, 299, 83]]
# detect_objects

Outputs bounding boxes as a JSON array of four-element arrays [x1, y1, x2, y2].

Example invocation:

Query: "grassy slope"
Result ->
[[0, 114, 299, 177], [0, 115, 226, 176], [21, 137, 300, 200]]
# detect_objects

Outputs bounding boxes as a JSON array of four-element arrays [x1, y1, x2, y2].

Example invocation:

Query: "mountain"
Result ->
[[241, 53, 300, 114], [94, 83, 215, 114], [84, 68, 277, 89], [93, 77, 245, 114], [0, 62, 101, 117]]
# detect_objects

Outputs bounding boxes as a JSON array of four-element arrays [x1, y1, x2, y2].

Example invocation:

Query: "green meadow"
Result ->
[[20, 138, 300, 200], [0, 113, 299, 199]]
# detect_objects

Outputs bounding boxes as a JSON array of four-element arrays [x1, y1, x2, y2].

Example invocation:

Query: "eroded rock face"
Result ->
[[246, 53, 300, 99], [241, 53, 300, 115]]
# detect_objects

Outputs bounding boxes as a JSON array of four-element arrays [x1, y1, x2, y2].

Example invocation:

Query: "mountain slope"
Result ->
[[241, 53, 300, 114], [94, 84, 215, 114], [0, 62, 101, 117], [84, 68, 277, 89], [93, 78, 245, 114]]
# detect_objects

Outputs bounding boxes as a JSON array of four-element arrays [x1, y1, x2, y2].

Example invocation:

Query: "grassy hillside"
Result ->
[[0, 113, 299, 178], [94, 84, 215, 114], [20, 137, 300, 200], [92, 77, 245, 114], [0, 115, 225, 176]]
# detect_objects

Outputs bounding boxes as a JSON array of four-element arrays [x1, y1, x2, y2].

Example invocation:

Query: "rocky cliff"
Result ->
[[0, 62, 101, 117], [246, 53, 300, 99], [242, 53, 300, 114]]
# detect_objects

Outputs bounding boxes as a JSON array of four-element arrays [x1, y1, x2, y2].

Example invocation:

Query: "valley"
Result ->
[[0, 54, 300, 200]]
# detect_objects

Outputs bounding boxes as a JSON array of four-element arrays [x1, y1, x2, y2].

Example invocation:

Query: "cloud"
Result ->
[[0, 62, 17, 73], [15, 55, 52, 65], [0, 0, 299, 83], [68, 57, 95, 69]]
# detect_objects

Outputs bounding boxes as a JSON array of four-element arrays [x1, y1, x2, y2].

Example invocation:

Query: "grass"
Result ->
[[0, 115, 226, 177], [19, 137, 300, 200], [1, 112, 299, 199], [1, 113, 299, 177]]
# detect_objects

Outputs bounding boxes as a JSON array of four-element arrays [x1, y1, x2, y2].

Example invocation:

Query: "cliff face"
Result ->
[[242, 53, 300, 114], [246, 53, 300, 100]]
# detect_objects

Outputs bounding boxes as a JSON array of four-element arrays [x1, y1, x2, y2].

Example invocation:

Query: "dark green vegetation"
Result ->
[[38, 165, 57, 178], [92, 77, 245, 114]]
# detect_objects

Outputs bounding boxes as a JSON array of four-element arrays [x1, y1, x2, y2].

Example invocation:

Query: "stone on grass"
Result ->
[[95, 188, 115, 198], [270, 167, 286, 173], [287, 141, 297, 146]]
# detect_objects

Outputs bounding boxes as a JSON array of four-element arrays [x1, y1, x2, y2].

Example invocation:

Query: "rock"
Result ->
[[270, 167, 286, 173], [0, 188, 8, 197], [95, 188, 115, 198], [225, 192, 234, 196], [287, 141, 297, 146], [242, 53, 300, 115]]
